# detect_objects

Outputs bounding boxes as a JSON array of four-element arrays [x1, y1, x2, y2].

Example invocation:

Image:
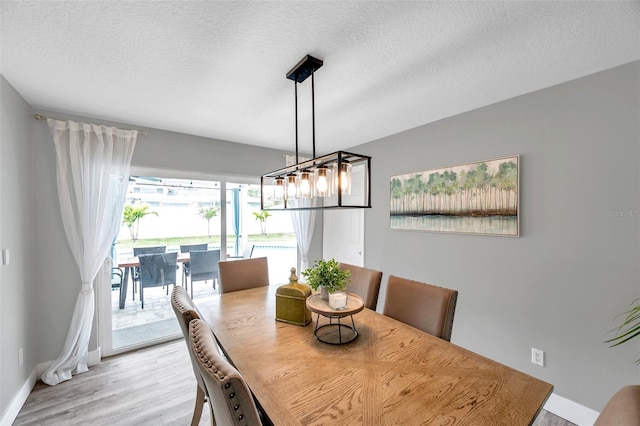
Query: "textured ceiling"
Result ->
[[1, 1, 639, 154]]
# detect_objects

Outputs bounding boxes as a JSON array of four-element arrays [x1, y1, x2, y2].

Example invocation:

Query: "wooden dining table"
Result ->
[[116, 252, 190, 309], [198, 285, 553, 426]]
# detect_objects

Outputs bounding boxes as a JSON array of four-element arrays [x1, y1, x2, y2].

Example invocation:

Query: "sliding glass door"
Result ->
[[100, 175, 297, 356]]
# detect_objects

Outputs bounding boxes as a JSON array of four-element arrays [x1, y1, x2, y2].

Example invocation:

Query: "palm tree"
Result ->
[[199, 206, 220, 237], [122, 204, 158, 241], [252, 210, 271, 235]]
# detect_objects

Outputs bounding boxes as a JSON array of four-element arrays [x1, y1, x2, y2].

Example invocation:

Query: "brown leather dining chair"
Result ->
[[339, 262, 383, 310], [383, 275, 458, 342], [218, 257, 269, 294], [189, 318, 262, 426], [170, 286, 209, 426], [594, 385, 640, 425]]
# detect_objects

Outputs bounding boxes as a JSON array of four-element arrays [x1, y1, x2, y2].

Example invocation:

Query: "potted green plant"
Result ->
[[302, 258, 351, 309]]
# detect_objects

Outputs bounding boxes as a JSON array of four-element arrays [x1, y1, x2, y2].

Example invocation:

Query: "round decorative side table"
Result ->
[[305, 293, 365, 344]]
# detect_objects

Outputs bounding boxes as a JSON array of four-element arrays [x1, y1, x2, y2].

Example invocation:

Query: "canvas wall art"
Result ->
[[390, 156, 519, 236]]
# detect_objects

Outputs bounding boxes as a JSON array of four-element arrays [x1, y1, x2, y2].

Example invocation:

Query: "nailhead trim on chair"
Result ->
[[190, 321, 252, 426], [171, 288, 200, 322]]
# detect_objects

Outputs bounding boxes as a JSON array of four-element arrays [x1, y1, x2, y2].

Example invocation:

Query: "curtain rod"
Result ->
[[33, 114, 148, 136]]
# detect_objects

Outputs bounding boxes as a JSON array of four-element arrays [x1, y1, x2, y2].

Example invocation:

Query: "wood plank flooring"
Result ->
[[14, 339, 575, 425]]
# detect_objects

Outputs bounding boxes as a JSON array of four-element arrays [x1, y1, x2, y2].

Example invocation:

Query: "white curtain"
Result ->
[[285, 155, 316, 273], [41, 118, 137, 386]]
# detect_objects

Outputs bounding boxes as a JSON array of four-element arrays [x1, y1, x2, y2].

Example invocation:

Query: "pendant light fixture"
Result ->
[[261, 55, 372, 211]]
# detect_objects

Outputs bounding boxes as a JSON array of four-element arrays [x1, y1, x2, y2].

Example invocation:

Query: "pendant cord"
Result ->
[[295, 78, 299, 165], [311, 69, 316, 159]]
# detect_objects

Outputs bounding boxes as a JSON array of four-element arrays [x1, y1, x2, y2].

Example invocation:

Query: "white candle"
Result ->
[[329, 292, 347, 310]]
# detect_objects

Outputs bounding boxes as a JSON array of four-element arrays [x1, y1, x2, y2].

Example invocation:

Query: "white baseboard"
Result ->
[[0, 366, 38, 426], [88, 346, 102, 367], [1, 348, 102, 426], [544, 393, 600, 426]]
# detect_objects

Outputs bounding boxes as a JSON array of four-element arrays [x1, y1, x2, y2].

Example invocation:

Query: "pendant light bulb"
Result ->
[[298, 170, 313, 198], [333, 161, 352, 195], [314, 166, 332, 197], [286, 173, 297, 200]]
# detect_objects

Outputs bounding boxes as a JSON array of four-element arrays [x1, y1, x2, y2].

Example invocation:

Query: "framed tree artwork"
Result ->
[[390, 155, 519, 236]]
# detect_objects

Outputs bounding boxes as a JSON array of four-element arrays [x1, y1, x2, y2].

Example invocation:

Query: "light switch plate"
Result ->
[[2, 249, 9, 266]]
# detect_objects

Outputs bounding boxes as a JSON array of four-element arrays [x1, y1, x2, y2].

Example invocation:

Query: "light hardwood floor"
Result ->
[[14, 339, 574, 425]]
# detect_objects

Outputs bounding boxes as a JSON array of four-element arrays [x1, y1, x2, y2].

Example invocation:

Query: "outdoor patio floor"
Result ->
[[111, 246, 297, 349]]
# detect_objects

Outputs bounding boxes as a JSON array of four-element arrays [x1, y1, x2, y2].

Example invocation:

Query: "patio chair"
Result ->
[[189, 318, 262, 426], [228, 243, 255, 260], [111, 267, 124, 301], [180, 243, 209, 287], [138, 252, 177, 309], [132, 245, 166, 300], [218, 257, 269, 294], [383, 275, 458, 342], [338, 262, 383, 310], [187, 249, 220, 299]]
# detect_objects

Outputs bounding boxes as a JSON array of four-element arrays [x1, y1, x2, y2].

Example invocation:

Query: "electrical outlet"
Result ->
[[19, 348, 23, 367], [531, 348, 544, 367]]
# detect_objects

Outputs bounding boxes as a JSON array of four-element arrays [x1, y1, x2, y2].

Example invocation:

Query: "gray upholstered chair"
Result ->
[[189, 318, 262, 426], [170, 286, 209, 426], [187, 249, 220, 298], [382, 275, 458, 341], [594, 385, 640, 425], [218, 257, 269, 294], [338, 262, 383, 310], [138, 252, 177, 309]]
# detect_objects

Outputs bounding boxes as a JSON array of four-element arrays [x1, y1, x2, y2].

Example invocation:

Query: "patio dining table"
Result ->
[[116, 252, 190, 309]]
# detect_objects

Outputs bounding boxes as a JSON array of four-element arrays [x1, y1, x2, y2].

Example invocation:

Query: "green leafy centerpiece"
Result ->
[[302, 258, 351, 309]]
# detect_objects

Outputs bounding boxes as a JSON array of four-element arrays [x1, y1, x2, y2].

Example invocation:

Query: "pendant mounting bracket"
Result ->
[[286, 55, 323, 83]]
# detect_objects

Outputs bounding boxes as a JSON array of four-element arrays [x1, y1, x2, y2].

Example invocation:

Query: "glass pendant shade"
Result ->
[[298, 170, 313, 199], [286, 173, 297, 200], [314, 166, 332, 197], [273, 177, 285, 201], [333, 161, 352, 195]]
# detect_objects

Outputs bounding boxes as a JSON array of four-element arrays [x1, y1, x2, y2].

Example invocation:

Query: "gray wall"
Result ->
[[0, 76, 36, 418], [353, 61, 640, 411]]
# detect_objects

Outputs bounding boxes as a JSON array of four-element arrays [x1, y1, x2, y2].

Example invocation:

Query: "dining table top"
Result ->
[[197, 285, 553, 426]]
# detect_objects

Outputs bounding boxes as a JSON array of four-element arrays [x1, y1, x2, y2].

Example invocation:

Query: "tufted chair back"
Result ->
[[189, 319, 262, 426], [170, 286, 208, 426], [383, 275, 458, 342]]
